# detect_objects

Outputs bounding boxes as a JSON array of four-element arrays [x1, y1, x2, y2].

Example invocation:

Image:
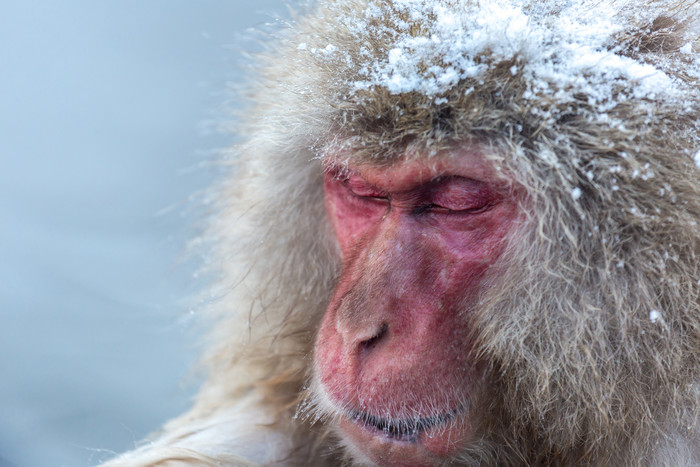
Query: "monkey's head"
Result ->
[[203, 0, 700, 465]]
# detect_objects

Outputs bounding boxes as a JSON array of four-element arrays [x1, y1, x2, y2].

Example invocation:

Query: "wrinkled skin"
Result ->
[[315, 149, 521, 465]]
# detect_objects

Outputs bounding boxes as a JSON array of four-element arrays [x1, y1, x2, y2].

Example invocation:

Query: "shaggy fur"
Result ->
[[102, 0, 700, 465]]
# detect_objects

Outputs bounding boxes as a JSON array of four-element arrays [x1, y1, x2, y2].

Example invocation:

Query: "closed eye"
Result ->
[[414, 201, 495, 216], [426, 176, 500, 214], [344, 176, 389, 201]]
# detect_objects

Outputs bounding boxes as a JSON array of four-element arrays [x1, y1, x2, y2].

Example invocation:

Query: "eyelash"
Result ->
[[349, 192, 389, 206], [413, 202, 492, 216], [343, 180, 388, 201]]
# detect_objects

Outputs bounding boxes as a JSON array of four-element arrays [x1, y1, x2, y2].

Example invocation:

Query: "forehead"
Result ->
[[324, 146, 507, 190]]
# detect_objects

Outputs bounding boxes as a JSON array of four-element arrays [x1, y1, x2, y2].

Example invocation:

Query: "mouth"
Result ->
[[348, 407, 460, 442]]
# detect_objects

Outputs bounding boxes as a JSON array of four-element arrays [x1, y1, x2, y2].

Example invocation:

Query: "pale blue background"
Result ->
[[0, 2, 285, 466]]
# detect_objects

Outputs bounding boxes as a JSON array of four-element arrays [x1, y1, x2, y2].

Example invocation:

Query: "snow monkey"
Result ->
[[103, 0, 700, 466]]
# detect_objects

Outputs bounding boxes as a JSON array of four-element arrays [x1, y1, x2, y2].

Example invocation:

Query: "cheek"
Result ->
[[422, 206, 518, 292], [324, 177, 387, 256]]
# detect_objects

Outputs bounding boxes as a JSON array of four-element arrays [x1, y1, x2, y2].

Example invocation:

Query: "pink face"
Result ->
[[314, 149, 521, 465]]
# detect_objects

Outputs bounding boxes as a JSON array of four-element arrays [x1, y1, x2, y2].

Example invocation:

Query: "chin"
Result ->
[[337, 410, 474, 466]]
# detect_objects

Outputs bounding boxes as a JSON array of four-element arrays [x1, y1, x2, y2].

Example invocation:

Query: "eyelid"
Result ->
[[330, 171, 500, 214], [429, 178, 494, 212], [345, 175, 388, 199], [428, 202, 495, 214], [430, 195, 491, 212]]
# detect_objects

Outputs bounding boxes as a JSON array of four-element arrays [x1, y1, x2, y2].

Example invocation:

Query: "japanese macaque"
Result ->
[[102, 0, 700, 466]]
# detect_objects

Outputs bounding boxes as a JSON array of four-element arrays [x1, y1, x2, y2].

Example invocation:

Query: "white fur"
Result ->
[[101, 392, 295, 466]]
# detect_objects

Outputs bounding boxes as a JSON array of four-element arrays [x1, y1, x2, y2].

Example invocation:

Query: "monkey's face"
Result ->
[[314, 149, 520, 465]]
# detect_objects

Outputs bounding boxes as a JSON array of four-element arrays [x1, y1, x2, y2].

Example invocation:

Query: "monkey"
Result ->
[[101, 0, 700, 465]]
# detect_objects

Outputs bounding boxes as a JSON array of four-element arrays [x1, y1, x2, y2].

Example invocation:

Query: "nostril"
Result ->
[[360, 323, 388, 351]]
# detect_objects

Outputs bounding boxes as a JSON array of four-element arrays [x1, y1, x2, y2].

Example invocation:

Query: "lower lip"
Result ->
[[339, 411, 472, 465]]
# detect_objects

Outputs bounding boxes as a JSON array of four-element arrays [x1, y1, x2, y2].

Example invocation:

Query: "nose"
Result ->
[[331, 211, 440, 360], [334, 298, 391, 359], [358, 322, 388, 353]]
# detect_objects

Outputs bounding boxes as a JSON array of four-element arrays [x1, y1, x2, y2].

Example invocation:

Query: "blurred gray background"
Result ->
[[0, 2, 286, 466]]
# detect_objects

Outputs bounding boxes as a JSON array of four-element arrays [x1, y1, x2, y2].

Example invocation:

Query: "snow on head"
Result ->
[[649, 309, 661, 323], [340, 0, 697, 106], [351, 0, 531, 94]]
